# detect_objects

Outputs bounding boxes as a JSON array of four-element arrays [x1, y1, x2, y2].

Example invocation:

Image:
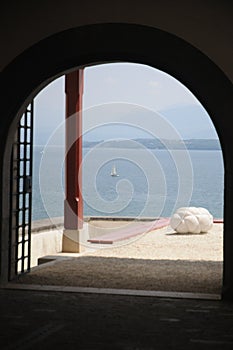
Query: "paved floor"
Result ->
[[0, 287, 233, 350]]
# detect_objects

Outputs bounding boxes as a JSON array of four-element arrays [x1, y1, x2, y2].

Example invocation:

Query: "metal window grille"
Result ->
[[9, 102, 34, 280]]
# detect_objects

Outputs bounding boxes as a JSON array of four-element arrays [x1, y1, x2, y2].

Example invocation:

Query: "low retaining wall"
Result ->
[[30, 216, 161, 267]]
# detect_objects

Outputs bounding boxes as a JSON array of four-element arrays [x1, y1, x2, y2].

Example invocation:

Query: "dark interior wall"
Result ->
[[1, 0, 233, 81], [0, 3, 233, 298]]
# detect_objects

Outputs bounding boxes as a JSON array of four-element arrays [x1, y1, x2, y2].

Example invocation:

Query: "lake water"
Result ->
[[33, 146, 224, 221]]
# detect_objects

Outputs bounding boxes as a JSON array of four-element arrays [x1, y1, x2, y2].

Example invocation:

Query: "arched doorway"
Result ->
[[25, 62, 223, 296], [1, 23, 232, 299]]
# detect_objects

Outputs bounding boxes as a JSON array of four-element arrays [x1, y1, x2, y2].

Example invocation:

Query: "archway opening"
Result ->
[[2, 23, 232, 298], [12, 62, 224, 297]]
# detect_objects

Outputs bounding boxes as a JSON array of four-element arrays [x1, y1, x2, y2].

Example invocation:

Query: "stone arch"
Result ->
[[1, 23, 232, 299]]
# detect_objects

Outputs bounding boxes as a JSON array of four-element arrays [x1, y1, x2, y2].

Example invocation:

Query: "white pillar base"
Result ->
[[62, 224, 89, 253]]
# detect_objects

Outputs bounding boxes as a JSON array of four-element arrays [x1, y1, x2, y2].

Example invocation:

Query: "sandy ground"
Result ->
[[15, 223, 223, 294]]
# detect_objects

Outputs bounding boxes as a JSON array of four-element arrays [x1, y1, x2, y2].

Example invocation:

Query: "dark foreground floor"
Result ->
[[0, 288, 233, 350]]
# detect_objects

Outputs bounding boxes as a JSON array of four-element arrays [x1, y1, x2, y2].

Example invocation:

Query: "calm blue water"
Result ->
[[32, 146, 224, 221]]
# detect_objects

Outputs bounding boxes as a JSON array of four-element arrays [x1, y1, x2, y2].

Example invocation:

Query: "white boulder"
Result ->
[[170, 207, 213, 233]]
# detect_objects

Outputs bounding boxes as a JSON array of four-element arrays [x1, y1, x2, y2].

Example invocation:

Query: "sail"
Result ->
[[111, 164, 119, 176]]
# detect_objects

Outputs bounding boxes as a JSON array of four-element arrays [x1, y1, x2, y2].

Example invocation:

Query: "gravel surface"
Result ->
[[15, 223, 223, 294]]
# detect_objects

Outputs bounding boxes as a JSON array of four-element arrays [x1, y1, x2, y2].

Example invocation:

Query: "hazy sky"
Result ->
[[34, 62, 219, 144]]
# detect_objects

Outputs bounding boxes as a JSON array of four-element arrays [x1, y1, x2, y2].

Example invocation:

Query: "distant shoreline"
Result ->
[[83, 138, 221, 151], [34, 138, 221, 151]]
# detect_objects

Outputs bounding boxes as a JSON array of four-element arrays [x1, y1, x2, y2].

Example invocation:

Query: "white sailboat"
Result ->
[[110, 164, 119, 177]]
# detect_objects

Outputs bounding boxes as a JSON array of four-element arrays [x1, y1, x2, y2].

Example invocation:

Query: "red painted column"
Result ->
[[64, 70, 84, 230]]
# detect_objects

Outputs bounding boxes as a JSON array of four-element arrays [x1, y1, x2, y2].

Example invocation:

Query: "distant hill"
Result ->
[[83, 138, 221, 150]]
